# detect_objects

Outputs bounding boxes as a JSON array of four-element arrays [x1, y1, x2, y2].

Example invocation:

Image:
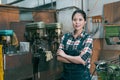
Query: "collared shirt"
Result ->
[[59, 31, 93, 66]]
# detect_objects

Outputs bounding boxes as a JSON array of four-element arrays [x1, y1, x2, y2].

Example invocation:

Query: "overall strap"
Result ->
[[62, 33, 70, 49]]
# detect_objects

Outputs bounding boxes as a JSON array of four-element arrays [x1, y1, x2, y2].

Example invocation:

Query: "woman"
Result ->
[[57, 9, 93, 80]]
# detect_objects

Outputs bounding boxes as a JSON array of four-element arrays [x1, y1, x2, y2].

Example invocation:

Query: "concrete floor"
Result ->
[[91, 76, 98, 80]]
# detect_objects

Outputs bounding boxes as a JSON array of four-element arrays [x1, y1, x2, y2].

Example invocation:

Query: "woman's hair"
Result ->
[[72, 9, 86, 21]]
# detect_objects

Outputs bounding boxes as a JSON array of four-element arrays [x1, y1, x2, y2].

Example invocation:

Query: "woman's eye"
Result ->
[[73, 18, 83, 22], [79, 18, 83, 21], [73, 19, 77, 21]]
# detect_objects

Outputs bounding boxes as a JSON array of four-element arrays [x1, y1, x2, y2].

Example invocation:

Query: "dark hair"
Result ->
[[72, 9, 86, 21]]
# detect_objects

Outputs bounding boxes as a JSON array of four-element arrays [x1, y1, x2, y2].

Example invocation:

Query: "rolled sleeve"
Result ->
[[58, 35, 65, 50], [80, 37, 93, 61]]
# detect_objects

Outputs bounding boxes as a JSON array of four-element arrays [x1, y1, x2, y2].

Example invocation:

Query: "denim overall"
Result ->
[[61, 50, 91, 80], [61, 33, 91, 80]]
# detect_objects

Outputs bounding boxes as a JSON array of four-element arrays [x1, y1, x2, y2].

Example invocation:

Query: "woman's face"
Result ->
[[72, 13, 86, 31]]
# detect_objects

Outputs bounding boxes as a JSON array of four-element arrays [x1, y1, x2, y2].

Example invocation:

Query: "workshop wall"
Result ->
[[32, 10, 57, 23], [88, 0, 120, 16], [0, 5, 19, 29], [10, 21, 33, 42], [20, 12, 33, 21]]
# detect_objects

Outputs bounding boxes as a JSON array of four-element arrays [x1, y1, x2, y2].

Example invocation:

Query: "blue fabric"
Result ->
[[61, 50, 91, 80], [62, 66, 91, 80], [58, 31, 93, 80]]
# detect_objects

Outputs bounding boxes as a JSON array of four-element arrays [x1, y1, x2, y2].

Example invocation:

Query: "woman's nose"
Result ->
[[76, 20, 80, 24]]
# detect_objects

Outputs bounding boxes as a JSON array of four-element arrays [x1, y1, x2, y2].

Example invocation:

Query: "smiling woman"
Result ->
[[57, 9, 93, 80]]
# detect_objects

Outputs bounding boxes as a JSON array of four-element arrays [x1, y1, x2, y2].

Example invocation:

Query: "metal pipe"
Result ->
[[43, 0, 45, 5], [81, 0, 83, 10], [51, 0, 53, 9], [6, 0, 25, 5], [56, 6, 79, 12]]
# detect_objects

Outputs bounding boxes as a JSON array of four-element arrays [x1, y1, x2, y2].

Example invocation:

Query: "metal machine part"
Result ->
[[45, 23, 62, 52], [0, 30, 17, 54], [94, 60, 108, 71], [4, 53, 33, 80], [0, 30, 33, 80], [25, 22, 46, 42], [25, 22, 63, 79], [93, 56, 120, 80], [25, 21, 62, 53], [104, 25, 120, 45]]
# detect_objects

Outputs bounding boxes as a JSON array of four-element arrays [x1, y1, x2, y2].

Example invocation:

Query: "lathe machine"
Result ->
[[105, 25, 120, 45], [93, 25, 120, 80]]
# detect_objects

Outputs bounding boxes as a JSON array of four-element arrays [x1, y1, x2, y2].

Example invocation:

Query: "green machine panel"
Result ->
[[104, 25, 120, 45]]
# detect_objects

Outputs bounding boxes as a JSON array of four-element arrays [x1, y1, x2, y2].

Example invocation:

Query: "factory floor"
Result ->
[[22, 76, 98, 80], [23, 78, 33, 80]]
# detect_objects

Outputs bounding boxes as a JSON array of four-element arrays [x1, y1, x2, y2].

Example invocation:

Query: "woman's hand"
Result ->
[[57, 49, 85, 65], [57, 49, 67, 58], [57, 49, 71, 63]]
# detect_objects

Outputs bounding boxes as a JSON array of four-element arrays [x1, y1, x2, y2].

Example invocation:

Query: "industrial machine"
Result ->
[[93, 56, 120, 80], [25, 21, 62, 53], [105, 25, 120, 45], [25, 21, 63, 80], [0, 30, 33, 80], [95, 25, 120, 80], [0, 30, 14, 80], [0, 30, 14, 54]]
